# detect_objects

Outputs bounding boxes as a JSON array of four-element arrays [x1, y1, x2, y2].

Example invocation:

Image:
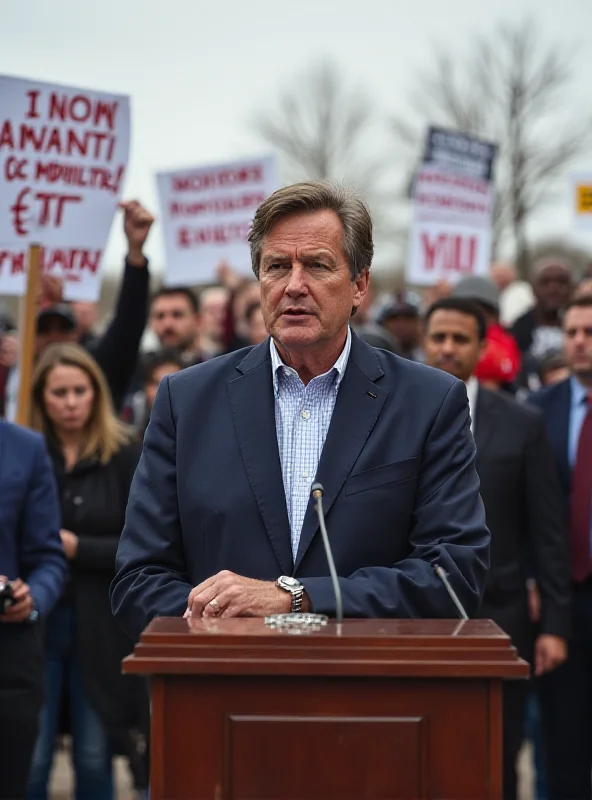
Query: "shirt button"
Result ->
[[301, 472, 309, 479], [301, 409, 311, 420]]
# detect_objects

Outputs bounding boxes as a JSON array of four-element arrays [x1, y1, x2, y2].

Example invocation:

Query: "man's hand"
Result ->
[[38, 274, 64, 308], [185, 570, 291, 619], [120, 200, 154, 267], [60, 529, 79, 560], [535, 634, 567, 676], [0, 578, 34, 623], [527, 580, 541, 623]]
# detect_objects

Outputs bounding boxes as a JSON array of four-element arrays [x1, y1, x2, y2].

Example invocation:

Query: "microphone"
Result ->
[[311, 482, 343, 624], [433, 564, 469, 620]]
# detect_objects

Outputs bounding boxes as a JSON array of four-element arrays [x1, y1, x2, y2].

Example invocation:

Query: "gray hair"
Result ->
[[248, 181, 374, 281]]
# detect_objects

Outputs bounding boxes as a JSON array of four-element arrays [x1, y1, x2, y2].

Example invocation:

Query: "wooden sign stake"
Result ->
[[15, 243, 42, 427]]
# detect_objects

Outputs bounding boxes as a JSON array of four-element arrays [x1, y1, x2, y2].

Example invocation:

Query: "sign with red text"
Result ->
[[157, 155, 278, 284], [407, 166, 494, 286], [0, 75, 130, 300]]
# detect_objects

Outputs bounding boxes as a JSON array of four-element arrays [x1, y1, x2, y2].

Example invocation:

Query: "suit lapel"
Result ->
[[227, 342, 293, 575], [294, 334, 388, 571], [473, 387, 498, 454]]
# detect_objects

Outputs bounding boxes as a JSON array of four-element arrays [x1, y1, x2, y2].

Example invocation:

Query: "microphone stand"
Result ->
[[312, 483, 343, 625]]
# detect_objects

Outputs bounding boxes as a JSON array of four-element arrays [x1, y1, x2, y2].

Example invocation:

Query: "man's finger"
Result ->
[[189, 584, 223, 617], [11, 581, 30, 600], [187, 575, 218, 609], [202, 588, 235, 618], [1, 607, 31, 623], [2, 597, 32, 620], [220, 599, 241, 618]]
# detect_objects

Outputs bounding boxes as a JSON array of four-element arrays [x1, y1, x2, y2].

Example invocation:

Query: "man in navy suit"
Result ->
[[111, 182, 490, 642], [0, 420, 66, 800], [529, 294, 592, 800]]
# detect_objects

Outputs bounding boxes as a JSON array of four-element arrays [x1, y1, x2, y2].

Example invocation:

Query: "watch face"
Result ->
[[280, 576, 299, 589]]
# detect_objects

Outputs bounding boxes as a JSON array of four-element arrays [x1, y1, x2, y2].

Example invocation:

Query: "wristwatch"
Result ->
[[277, 576, 304, 613]]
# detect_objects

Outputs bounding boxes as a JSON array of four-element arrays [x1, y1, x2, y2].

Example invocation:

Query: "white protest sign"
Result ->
[[157, 155, 278, 285], [0, 75, 130, 300], [572, 173, 592, 230], [407, 166, 494, 286]]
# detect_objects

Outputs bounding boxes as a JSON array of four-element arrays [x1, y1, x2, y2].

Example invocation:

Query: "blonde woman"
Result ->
[[26, 343, 148, 800]]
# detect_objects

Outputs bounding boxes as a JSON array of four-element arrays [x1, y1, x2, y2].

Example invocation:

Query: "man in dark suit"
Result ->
[[529, 294, 592, 800], [423, 296, 570, 800], [111, 181, 490, 643], [0, 420, 66, 800]]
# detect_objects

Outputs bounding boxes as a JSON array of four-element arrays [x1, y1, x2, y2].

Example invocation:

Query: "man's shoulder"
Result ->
[[167, 344, 262, 391], [0, 420, 45, 458], [479, 386, 542, 426], [528, 378, 571, 411], [372, 347, 460, 395]]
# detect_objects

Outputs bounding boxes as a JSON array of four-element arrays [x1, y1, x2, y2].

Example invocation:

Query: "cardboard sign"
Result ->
[[423, 126, 497, 182], [407, 166, 494, 285], [157, 155, 278, 285], [573, 174, 592, 229], [0, 75, 130, 300]]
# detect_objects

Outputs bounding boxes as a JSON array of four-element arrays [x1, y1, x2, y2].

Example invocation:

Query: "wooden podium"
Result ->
[[123, 617, 528, 800]]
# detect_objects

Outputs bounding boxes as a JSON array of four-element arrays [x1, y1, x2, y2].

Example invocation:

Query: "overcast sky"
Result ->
[[2, 0, 591, 277]]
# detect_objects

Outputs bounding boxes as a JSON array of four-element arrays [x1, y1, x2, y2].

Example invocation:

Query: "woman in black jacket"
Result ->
[[26, 343, 148, 800]]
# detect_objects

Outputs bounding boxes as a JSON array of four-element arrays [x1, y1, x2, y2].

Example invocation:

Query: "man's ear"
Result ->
[[352, 269, 370, 312]]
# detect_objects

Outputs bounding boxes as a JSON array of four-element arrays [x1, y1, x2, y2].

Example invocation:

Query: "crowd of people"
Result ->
[[0, 190, 591, 800]]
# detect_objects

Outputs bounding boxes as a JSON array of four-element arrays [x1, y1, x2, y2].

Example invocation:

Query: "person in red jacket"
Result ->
[[452, 276, 521, 389]]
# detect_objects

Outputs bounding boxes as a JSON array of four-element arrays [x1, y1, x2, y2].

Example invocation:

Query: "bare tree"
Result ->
[[254, 60, 375, 184], [252, 60, 401, 261], [393, 21, 592, 277]]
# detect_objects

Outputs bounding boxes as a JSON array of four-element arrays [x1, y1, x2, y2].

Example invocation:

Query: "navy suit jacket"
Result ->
[[529, 379, 572, 508], [111, 333, 490, 641], [0, 421, 66, 617]]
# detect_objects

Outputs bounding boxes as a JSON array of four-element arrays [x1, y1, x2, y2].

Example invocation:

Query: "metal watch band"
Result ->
[[290, 585, 304, 613]]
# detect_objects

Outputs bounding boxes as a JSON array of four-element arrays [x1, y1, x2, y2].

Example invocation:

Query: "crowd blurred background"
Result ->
[[2, 1, 592, 798]]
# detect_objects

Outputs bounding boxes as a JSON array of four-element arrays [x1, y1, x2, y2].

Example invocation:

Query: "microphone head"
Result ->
[[311, 482, 324, 498]]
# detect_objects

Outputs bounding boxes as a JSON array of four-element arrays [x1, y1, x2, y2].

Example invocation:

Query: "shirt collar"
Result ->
[[464, 376, 479, 425], [270, 326, 352, 395], [570, 375, 590, 407]]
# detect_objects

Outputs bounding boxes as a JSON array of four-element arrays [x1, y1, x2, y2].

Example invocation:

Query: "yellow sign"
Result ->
[[576, 184, 592, 214]]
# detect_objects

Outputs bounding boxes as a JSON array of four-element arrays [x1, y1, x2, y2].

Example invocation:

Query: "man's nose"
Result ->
[[285, 264, 308, 296]]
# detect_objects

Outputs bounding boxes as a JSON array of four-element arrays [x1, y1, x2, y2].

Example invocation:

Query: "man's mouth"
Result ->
[[282, 309, 311, 317]]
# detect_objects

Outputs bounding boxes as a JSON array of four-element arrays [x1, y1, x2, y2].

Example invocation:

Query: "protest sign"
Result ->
[[157, 155, 278, 285], [0, 75, 130, 300], [423, 126, 497, 182], [407, 165, 494, 286], [572, 173, 592, 230]]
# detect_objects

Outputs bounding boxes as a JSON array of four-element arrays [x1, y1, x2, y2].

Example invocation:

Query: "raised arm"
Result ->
[[94, 201, 153, 410]]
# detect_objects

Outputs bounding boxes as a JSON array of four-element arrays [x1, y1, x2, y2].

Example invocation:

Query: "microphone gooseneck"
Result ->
[[311, 483, 343, 624], [433, 564, 469, 620]]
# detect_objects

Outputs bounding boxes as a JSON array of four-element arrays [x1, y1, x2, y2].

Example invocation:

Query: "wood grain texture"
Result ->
[[124, 618, 527, 799]]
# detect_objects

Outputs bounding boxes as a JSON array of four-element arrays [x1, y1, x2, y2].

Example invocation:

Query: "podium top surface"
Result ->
[[123, 617, 529, 679], [143, 616, 504, 641]]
